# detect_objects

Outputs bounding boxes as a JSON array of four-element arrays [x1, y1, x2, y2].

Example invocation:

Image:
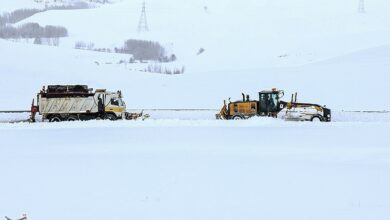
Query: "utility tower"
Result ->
[[358, 0, 365, 13], [137, 1, 149, 32]]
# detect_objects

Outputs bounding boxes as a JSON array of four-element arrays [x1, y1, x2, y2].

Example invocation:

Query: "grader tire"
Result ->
[[311, 116, 322, 122], [233, 115, 243, 120]]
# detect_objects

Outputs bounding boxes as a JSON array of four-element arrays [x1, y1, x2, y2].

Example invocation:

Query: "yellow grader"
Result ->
[[216, 88, 331, 122]]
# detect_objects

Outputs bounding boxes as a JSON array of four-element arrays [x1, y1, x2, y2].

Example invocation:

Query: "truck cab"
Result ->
[[95, 90, 127, 120]]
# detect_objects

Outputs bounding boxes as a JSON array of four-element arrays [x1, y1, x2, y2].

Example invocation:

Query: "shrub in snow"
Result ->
[[43, 25, 68, 38], [74, 41, 86, 49], [47, 2, 92, 10], [145, 63, 185, 75], [197, 48, 205, 55], [0, 23, 68, 39], [170, 54, 177, 62], [0, 26, 19, 38], [52, 37, 60, 46], [33, 37, 42, 44], [89, 0, 110, 4], [87, 42, 95, 50], [0, 15, 7, 27], [118, 39, 166, 61]]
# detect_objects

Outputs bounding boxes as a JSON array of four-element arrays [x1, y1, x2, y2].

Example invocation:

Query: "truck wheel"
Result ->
[[233, 115, 243, 120], [67, 116, 78, 121], [49, 116, 62, 122], [311, 116, 322, 122], [104, 113, 117, 121]]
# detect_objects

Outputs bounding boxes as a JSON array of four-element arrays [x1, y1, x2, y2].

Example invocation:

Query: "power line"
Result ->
[[137, 0, 149, 32]]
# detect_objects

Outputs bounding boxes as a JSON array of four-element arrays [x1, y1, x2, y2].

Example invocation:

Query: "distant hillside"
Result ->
[[9, 0, 390, 69], [0, 0, 390, 110]]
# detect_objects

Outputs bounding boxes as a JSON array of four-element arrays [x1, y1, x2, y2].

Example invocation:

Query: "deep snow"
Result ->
[[1, 119, 390, 220], [1, 1, 390, 220]]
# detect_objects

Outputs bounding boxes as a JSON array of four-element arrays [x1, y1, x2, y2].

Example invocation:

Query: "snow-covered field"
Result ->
[[1, 109, 390, 219], [2, 110, 390, 122], [1, 0, 390, 219], [1, 117, 390, 220]]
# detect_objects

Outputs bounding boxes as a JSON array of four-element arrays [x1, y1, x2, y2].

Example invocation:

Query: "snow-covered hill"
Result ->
[[13, 0, 390, 68], [0, 0, 42, 12], [2, 1, 390, 220], [0, 38, 389, 110], [1, 0, 388, 111]]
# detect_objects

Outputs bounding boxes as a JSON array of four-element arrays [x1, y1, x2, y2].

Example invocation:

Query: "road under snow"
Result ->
[[1, 115, 390, 220]]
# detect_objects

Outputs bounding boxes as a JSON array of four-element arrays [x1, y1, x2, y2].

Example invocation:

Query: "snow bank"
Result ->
[[1, 110, 390, 125]]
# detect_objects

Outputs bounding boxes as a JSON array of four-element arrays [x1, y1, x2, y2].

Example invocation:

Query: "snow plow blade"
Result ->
[[125, 111, 150, 121]]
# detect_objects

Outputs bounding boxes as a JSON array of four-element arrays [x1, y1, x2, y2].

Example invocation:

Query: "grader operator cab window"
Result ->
[[259, 92, 279, 113], [270, 94, 278, 110], [259, 93, 268, 113]]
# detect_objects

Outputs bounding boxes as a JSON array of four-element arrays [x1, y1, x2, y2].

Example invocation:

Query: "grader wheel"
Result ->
[[232, 115, 243, 120]]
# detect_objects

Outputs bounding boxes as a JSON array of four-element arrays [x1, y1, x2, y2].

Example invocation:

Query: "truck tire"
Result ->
[[104, 113, 117, 121], [49, 116, 62, 122], [67, 115, 78, 121]]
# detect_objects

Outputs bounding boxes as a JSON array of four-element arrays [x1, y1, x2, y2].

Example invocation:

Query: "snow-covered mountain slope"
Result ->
[[0, 39, 389, 111], [1, 0, 389, 111], [0, 0, 43, 13], [14, 0, 390, 68], [0, 0, 95, 13], [2, 2, 390, 220]]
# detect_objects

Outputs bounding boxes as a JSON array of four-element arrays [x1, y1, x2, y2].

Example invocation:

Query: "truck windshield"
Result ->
[[111, 98, 120, 106]]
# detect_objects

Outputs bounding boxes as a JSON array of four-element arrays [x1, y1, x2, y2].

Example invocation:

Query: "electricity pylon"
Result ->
[[137, 1, 149, 32]]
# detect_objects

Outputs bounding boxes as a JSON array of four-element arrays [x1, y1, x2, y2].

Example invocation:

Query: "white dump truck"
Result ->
[[30, 85, 146, 122]]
